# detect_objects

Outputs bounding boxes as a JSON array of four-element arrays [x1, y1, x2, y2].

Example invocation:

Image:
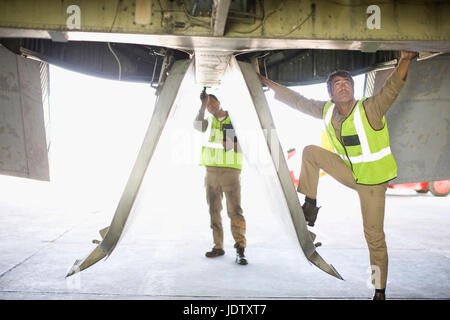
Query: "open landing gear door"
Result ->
[[67, 56, 342, 281], [0, 45, 50, 181], [67, 59, 193, 277], [221, 57, 343, 280]]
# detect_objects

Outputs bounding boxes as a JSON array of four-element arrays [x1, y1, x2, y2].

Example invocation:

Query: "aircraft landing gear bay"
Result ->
[[67, 57, 343, 281]]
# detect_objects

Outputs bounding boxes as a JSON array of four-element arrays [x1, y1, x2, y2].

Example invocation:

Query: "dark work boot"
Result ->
[[302, 202, 320, 227], [373, 289, 386, 300], [235, 247, 248, 265], [205, 248, 225, 258], [372, 292, 386, 300]]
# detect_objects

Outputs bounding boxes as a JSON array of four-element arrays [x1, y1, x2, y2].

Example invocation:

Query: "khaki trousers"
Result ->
[[298, 145, 389, 289], [205, 166, 246, 249]]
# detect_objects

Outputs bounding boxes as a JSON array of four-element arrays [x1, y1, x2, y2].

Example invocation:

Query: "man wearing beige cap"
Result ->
[[259, 51, 417, 299]]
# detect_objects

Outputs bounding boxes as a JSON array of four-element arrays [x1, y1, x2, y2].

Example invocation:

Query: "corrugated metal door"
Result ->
[[0, 45, 50, 181]]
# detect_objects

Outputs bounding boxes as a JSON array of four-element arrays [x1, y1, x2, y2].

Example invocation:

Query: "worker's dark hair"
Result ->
[[208, 94, 220, 102], [326, 70, 354, 95]]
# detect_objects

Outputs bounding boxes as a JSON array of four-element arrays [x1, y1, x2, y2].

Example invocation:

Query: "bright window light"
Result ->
[[48, 65, 156, 209]]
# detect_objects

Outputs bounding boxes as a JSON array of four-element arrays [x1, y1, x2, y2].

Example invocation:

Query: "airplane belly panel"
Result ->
[[372, 55, 450, 184]]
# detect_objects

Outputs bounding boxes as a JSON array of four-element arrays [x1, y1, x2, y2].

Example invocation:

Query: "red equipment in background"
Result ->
[[389, 180, 450, 197], [287, 148, 449, 197]]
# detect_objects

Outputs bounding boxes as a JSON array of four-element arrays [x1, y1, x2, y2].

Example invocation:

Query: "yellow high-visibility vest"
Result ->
[[200, 115, 243, 170], [323, 98, 397, 185]]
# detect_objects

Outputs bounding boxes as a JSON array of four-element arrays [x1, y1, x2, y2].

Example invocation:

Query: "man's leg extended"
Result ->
[[298, 145, 389, 293], [357, 183, 389, 290], [205, 168, 224, 250], [297, 145, 357, 225], [297, 145, 357, 198]]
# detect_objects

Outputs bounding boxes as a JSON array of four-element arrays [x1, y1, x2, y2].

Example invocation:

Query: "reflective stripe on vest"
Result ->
[[202, 117, 224, 150], [352, 105, 393, 164], [323, 103, 348, 162]]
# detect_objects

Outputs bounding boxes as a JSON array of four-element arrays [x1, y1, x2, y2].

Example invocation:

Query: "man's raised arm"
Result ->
[[258, 74, 326, 119], [364, 51, 417, 128], [396, 51, 417, 81], [194, 92, 209, 132]]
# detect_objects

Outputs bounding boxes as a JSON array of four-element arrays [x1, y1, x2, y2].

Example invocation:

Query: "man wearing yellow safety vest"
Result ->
[[193, 91, 247, 265], [259, 51, 417, 300]]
